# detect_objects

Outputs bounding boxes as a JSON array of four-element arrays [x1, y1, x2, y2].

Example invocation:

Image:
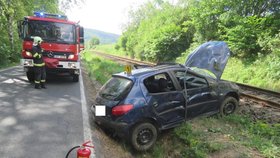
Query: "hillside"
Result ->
[[84, 28, 120, 44]]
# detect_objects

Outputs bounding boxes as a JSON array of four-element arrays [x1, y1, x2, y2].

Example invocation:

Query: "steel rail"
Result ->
[[240, 92, 280, 109], [235, 82, 280, 98]]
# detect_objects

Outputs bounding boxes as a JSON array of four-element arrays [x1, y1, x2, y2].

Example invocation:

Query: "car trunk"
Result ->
[[95, 76, 133, 117]]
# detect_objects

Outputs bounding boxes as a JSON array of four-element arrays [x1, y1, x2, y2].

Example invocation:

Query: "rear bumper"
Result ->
[[90, 105, 130, 138]]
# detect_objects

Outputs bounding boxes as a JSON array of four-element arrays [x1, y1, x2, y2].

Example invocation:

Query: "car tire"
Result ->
[[220, 96, 238, 117], [26, 71, 34, 82], [131, 122, 157, 151], [73, 74, 79, 82]]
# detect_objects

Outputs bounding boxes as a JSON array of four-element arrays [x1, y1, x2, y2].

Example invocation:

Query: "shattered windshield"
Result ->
[[25, 20, 75, 44]]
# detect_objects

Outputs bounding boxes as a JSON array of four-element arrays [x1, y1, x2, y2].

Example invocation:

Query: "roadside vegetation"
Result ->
[[86, 1, 280, 156], [82, 50, 280, 158], [111, 0, 279, 91], [143, 115, 280, 158], [94, 44, 280, 92], [82, 51, 123, 84], [94, 44, 127, 57]]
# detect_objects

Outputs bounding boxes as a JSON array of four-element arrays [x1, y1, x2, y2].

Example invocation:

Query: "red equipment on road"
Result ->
[[66, 141, 94, 158], [77, 141, 94, 158], [17, 12, 84, 82]]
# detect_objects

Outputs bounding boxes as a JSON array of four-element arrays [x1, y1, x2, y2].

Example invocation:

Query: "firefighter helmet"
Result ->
[[33, 36, 43, 45]]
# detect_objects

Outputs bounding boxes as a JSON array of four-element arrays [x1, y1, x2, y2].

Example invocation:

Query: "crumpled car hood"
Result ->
[[185, 41, 230, 80]]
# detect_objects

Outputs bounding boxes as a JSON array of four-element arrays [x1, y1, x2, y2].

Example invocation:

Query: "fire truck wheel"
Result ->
[[26, 71, 35, 82], [73, 74, 79, 82]]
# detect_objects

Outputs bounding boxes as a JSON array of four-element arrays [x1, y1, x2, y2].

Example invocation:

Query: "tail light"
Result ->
[[112, 104, 133, 116]]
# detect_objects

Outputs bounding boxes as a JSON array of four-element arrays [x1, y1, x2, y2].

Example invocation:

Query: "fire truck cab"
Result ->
[[18, 12, 84, 82]]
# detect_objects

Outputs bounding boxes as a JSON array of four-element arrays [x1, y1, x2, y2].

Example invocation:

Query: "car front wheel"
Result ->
[[220, 96, 238, 116], [73, 74, 79, 82], [131, 122, 157, 151], [26, 71, 34, 82]]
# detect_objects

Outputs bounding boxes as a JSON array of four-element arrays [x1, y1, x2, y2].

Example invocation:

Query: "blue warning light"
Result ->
[[33, 12, 68, 20]]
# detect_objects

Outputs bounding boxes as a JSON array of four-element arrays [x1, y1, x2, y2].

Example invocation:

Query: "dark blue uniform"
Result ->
[[31, 45, 46, 89]]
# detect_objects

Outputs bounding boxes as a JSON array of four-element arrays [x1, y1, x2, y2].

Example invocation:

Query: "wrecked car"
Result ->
[[91, 41, 240, 151]]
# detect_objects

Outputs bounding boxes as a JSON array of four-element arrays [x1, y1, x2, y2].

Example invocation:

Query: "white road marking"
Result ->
[[79, 73, 96, 158]]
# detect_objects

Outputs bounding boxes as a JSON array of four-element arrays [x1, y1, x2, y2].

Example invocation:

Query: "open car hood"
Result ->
[[185, 41, 230, 80]]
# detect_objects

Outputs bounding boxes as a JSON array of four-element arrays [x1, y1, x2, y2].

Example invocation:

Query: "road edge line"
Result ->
[[79, 72, 96, 158], [0, 66, 20, 73]]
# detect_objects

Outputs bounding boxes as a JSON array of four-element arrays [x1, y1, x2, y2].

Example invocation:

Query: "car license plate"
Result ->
[[54, 55, 66, 59], [95, 105, 106, 116]]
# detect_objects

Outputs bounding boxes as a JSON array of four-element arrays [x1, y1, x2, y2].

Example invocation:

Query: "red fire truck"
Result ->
[[18, 12, 84, 82]]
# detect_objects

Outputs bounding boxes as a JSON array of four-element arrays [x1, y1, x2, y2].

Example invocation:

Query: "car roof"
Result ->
[[113, 64, 186, 80]]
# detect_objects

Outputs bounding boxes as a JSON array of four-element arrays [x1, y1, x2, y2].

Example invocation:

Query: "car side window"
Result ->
[[175, 71, 208, 89], [144, 73, 176, 93]]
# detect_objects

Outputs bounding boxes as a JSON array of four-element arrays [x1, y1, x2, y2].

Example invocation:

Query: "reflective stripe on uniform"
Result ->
[[41, 80, 46, 82], [35, 80, 40, 83], [34, 63, 45, 66], [33, 52, 39, 58]]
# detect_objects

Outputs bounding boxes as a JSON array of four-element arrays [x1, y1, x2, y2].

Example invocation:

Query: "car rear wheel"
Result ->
[[220, 96, 238, 116], [131, 122, 157, 151]]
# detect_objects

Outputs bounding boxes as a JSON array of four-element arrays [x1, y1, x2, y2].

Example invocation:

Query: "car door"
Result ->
[[174, 70, 219, 119], [143, 72, 186, 126]]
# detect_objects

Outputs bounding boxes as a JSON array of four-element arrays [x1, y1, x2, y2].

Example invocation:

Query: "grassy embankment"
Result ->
[[82, 49, 280, 158], [94, 44, 127, 57], [82, 49, 124, 84]]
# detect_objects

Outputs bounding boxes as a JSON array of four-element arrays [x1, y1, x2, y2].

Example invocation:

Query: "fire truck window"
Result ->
[[27, 21, 75, 44]]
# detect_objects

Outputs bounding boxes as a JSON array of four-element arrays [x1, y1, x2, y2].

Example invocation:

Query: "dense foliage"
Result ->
[[118, 0, 280, 61], [115, 0, 280, 90], [0, 0, 83, 68]]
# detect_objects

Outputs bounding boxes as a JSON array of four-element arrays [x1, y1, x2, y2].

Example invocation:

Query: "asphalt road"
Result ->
[[0, 66, 93, 158]]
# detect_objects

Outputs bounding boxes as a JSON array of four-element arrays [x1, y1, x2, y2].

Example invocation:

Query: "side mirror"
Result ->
[[79, 27, 84, 44], [17, 20, 23, 38], [17, 20, 28, 39]]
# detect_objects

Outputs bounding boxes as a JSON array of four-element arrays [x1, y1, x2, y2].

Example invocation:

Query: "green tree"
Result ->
[[120, 1, 194, 61], [89, 37, 100, 48], [120, 0, 280, 62]]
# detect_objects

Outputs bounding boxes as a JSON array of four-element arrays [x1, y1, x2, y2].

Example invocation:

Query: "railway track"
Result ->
[[237, 83, 280, 109], [92, 51, 280, 109], [94, 51, 156, 66]]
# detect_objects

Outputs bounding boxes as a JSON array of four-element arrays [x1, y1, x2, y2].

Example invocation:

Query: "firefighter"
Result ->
[[31, 36, 46, 89]]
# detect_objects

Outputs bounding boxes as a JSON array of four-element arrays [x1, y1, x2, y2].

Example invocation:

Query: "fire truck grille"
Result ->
[[43, 51, 71, 59]]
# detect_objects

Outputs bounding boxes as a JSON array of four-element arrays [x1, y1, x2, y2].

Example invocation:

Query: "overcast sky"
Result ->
[[65, 0, 148, 35]]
